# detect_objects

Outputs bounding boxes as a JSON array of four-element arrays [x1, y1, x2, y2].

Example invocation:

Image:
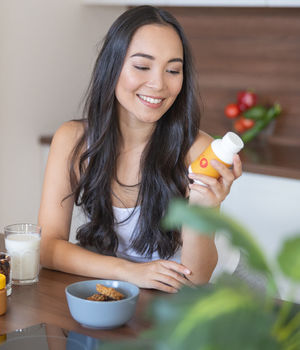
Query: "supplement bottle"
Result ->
[[189, 132, 244, 184], [0, 273, 7, 316]]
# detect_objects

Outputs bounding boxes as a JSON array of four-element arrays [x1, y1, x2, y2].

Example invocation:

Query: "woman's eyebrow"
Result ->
[[130, 53, 183, 63]]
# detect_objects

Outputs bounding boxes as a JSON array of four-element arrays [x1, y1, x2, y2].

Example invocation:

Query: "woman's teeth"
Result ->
[[138, 95, 162, 104]]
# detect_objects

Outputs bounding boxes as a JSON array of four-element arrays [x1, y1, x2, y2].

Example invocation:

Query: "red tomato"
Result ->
[[240, 117, 255, 130], [237, 102, 248, 112], [237, 90, 257, 109], [234, 118, 247, 133], [234, 117, 255, 133], [224, 103, 240, 119]]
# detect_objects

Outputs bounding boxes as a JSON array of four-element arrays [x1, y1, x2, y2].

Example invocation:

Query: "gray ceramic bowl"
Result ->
[[65, 279, 140, 329]]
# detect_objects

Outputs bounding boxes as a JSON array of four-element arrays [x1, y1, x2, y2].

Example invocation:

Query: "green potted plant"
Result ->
[[103, 199, 300, 350]]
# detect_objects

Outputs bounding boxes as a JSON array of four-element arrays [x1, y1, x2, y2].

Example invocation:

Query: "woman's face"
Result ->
[[115, 24, 184, 125]]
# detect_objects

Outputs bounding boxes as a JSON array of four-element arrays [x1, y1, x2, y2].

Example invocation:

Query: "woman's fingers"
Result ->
[[210, 160, 235, 189], [188, 156, 243, 207], [128, 260, 195, 293], [232, 154, 243, 178], [145, 260, 194, 292], [189, 157, 241, 191], [189, 173, 223, 199], [157, 261, 191, 285], [189, 169, 228, 191], [158, 265, 195, 288], [160, 260, 191, 276], [211, 155, 242, 182]]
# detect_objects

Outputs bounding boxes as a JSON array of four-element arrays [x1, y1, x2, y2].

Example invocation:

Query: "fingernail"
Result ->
[[210, 159, 218, 166], [185, 269, 191, 275]]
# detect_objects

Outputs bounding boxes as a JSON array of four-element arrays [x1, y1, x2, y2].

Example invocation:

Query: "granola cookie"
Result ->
[[96, 283, 124, 301], [87, 293, 109, 301]]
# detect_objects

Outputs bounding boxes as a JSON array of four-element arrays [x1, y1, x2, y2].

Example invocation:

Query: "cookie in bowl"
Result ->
[[65, 279, 139, 329]]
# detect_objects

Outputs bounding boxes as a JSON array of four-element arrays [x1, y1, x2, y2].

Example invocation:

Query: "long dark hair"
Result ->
[[69, 5, 201, 258]]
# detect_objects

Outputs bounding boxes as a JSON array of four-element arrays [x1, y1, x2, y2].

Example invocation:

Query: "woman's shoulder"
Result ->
[[53, 119, 86, 142], [186, 130, 213, 165], [51, 120, 86, 151]]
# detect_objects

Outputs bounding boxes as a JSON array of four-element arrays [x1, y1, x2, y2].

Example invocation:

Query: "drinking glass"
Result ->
[[4, 224, 41, 285]]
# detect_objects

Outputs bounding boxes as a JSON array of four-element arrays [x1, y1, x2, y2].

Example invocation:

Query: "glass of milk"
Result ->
[[4, 224, 41, 285]]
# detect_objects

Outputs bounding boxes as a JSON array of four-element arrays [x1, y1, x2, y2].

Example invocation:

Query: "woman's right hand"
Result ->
[[125, 259, 194, 293]]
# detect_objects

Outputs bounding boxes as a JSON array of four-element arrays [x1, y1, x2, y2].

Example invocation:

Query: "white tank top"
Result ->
[[113, 206, 181, 263], [70, 205, 181, 263], [71, 205, 240, 279], [78, 139, 182, 263]]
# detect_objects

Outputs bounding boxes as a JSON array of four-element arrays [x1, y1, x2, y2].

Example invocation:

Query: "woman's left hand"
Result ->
[[188, 154, 242, 207]]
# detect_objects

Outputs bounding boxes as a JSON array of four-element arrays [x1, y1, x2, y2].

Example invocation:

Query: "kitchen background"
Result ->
[[0, 0, 125, 226], [1, 0, 300, 301]]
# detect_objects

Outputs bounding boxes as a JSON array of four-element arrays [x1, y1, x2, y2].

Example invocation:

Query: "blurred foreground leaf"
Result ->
[[163, 199, 273, 279], [157, 286, 280, 350], [101, 284, 280, 350], [278, 235, 300, 282], [100, 199, 300, 350]]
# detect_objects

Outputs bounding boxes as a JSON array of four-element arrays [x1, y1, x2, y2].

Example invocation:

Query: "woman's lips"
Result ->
[[137, 94, 164, 108]]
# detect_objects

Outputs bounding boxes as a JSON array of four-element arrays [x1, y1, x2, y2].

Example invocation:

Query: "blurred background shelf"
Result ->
[[240, 142, 300, 180], [39, 136, 300, 180]]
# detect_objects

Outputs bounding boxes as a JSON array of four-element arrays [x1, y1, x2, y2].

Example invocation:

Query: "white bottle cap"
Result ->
[[221, 132, 244, 154]]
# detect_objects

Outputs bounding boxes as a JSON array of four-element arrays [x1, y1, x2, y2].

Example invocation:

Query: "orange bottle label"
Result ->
[[190, 144, 230, 178]]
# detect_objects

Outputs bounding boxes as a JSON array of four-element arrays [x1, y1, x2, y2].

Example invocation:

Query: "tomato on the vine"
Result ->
[[234, 118, 247, 133], [237, 91, 257, 109], [240, 117, 255, 129], [224, 103, 240, 119], [234, 116, 255, 133], [237, 102, 248, 112]]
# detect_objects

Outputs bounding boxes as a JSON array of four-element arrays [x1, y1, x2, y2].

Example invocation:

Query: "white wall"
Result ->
[[0, 0, 125, 229], [221, 172, 300, 302]]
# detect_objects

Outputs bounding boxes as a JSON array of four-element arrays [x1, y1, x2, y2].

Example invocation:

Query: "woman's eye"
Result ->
[[134, 65, 149, 71], [166, 69, 180, 75]]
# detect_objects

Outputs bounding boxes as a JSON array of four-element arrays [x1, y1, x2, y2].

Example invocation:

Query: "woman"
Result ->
[[39, 6, 242, 293]]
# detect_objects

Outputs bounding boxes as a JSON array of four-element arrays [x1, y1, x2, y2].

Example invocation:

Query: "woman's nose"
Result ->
[[146, 70, 165, 91]]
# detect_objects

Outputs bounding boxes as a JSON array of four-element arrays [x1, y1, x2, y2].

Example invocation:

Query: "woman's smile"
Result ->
[[137, 94, 164, 108]]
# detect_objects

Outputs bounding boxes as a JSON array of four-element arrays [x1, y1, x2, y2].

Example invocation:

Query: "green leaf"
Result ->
[[170, 287, 253, 342], [241, 103, 281, 143], [146, 284, 215, 325], [163, 199, 274, 281], [147, 285, 279, 350], [241, 119, 265, 143], [244, 105, 267, 120], [265, 103, 281, 120], [277, 235, 300, 282]]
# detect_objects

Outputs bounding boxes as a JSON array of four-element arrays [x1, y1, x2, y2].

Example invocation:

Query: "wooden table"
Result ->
[[0, 268, 160, 340], [0, 235, 161, 341]]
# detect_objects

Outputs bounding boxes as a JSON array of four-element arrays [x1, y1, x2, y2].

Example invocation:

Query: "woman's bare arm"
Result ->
[[38, 121, 126, 278], [181, 131, 242, 284]]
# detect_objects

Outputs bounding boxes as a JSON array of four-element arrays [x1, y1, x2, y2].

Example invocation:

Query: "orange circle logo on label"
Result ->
[[200, 158, 208, 168]]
